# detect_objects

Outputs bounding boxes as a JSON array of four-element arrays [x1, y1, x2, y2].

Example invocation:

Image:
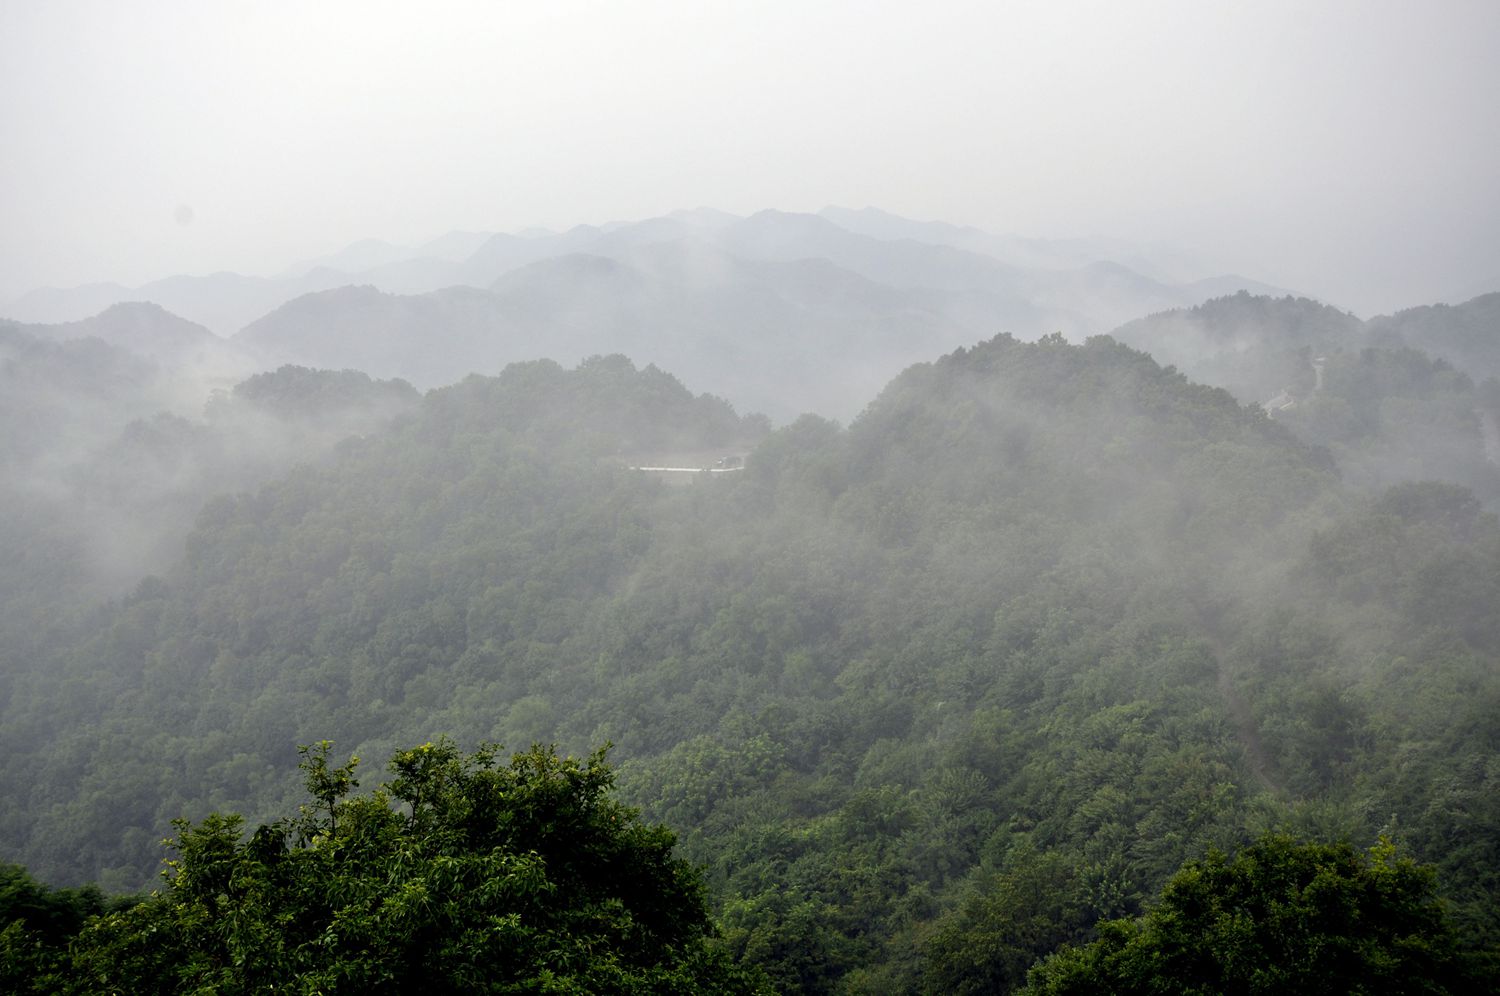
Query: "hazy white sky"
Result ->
[[2, 0, 1497, 315]]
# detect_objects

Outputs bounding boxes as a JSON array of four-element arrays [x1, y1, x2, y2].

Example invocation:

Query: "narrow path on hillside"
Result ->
[[1215, 655, 1281, 797], [1477, 406, 1500, 465], [1192, 608, 1284, 798]]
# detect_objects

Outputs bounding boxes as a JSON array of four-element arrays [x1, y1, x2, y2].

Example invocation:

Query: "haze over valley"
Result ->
[[4, 206, 1294, 422]]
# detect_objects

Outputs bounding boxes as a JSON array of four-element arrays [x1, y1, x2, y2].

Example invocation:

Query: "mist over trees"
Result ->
[[1, 209, 1498, 991], [8, 209, 1291, 422], [7, 741, 769, 994], [1111, 292, 1500, 504]]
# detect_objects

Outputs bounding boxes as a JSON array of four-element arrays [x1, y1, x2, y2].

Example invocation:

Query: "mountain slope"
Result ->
[[1109, 292, 1500, 503], [5, 301, 253, 382], [4, 337, 1495, 987], [6, 208, 1293, 344], [1367, 292, 1500, 381], [230, 226, 1289, 423], [235, 248, 982, 420]]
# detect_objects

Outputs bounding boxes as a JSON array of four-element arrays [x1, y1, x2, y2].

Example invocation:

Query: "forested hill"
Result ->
[[1368, 292, 1500, 380], [1109, 290, 1500, 406], [1109, 291, 1500, 504], [1109, 292, 1367, 404], [2, 338, 1497, 990]]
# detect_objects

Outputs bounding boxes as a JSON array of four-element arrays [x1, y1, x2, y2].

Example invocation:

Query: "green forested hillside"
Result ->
[[1017, 834, 1471, 994], [1273, 345, 1500, 503], [1109, 291, 1365, 403], [4, 741, 770, 994], [1110, 292, 1500, 505], [1368, 292, 1500, 381], [1, 338, 1497, 990], [0, 349, 420, 668]]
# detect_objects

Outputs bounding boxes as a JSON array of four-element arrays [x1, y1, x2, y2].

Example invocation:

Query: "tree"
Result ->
[[920, 850, 1092, 995], [0, 863, 129, 994], [61, 740, 769, 994], [1019, 834, 1473, 995]]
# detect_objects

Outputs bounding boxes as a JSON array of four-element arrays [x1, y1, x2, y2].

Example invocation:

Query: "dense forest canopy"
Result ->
[[1, 286, 1498, 990], [6, 0, 1499, 977], [3, 740, 769, 994], [1111, 292, 1500, 504], [1017, 834, 1470, 995]]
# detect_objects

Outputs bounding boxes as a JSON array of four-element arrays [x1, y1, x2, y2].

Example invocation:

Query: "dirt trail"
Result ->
[[1215, 656, 1281, 796], [1193, 609, 1284, 798], [1477, 407, 1500, 465]]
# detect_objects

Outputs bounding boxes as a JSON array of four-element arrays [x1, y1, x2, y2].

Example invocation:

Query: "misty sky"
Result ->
[[3, 0, 1497, 317]]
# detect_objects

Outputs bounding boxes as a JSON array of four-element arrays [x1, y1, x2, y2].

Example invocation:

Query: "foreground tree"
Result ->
[[0, 863, 134, 994], [1018, 834, 1475, 995], [60, 740, 768, 994]]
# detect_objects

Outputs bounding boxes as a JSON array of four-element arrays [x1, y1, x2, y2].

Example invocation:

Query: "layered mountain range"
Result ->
[[6, 208, 1288, 420], [3, 204, 1500, 985], [2, 332, 1497, 989]]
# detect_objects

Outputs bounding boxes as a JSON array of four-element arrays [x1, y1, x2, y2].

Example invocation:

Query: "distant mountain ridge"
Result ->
[[10, 241, 1492, 434], [0, 303, 259, 418], [232, 241, 1008, 420], [3, 301, 244, 371], [4, 269, 353, 338], [3, 208, 1288, 339], [1367, 292, 1500, 381], [209, 212, 1299, 420], [1108, 291, 1500, 503], [1109, 290, 1500, 403]]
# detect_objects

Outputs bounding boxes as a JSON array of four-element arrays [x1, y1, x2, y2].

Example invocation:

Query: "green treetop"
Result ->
[[1018, 833, 1474, 995], [55, 740, 768, 994]]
